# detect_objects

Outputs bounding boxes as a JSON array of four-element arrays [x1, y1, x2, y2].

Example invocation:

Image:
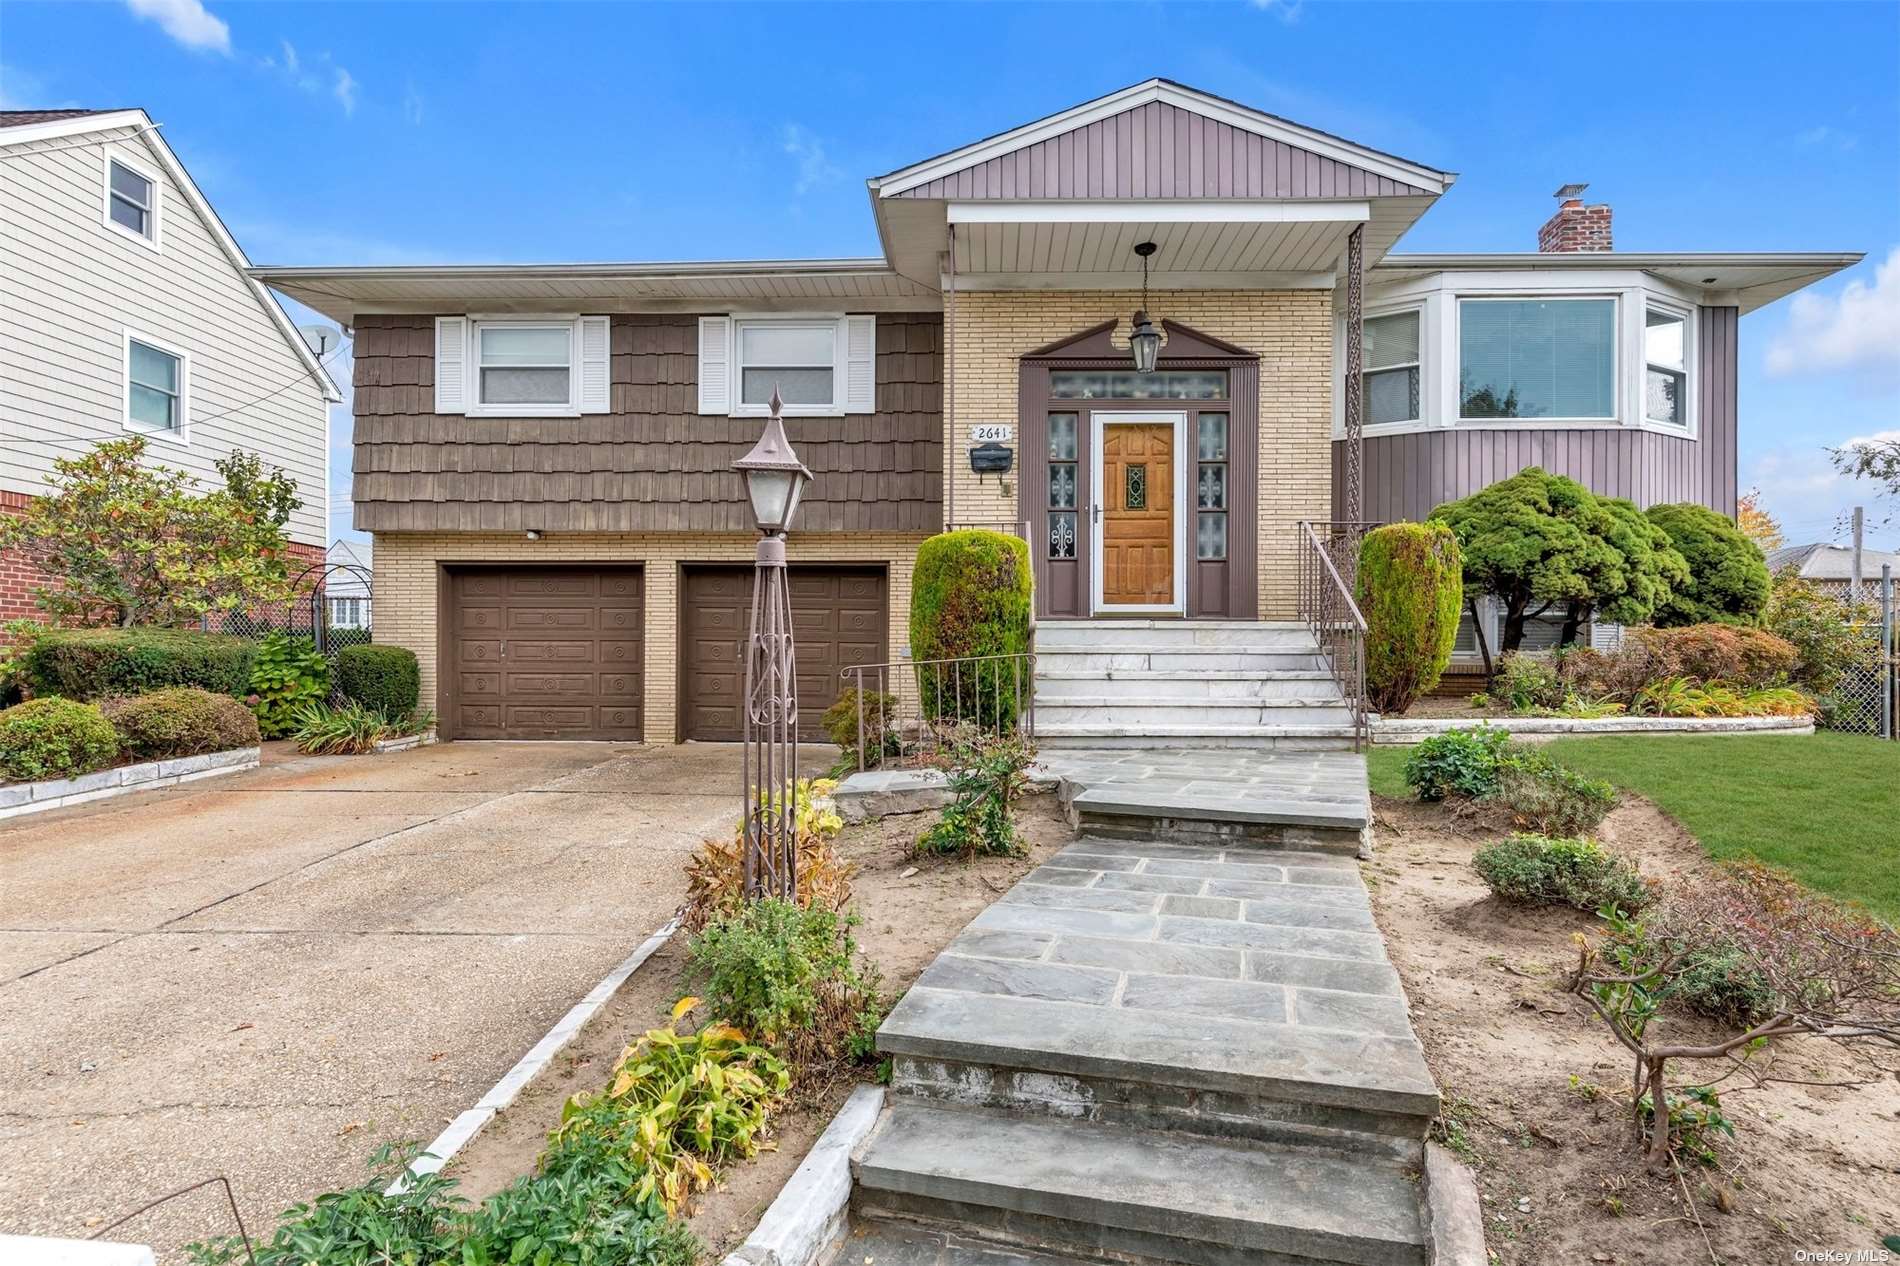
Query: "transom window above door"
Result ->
[[1049, 369, 1226, 400]]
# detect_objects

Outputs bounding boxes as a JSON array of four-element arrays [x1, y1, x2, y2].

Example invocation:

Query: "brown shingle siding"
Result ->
[[350, 313, 943, 534]]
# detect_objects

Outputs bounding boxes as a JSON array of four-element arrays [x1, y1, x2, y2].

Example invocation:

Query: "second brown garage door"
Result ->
[[680, 566, 887, 742], [447, 567, 643, 740]]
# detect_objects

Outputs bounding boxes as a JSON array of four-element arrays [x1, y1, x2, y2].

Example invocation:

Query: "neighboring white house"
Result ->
[[0, 107, 340, 621], [1766, 542, 1900, 601], [325, 538, 372, 629]]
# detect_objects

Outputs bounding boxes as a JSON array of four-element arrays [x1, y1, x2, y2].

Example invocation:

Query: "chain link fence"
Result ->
[[203, 562, 372, 661], [1817, 574, 1897, 740]]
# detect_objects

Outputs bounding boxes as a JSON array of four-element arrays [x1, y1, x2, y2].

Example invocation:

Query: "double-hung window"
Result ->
[[737, 321, 837, 411], [1363, 310, 1421, 426], [1644, 305, 1688, 427], [1458, 297, 1615, 421], [124, 333, 186, 439], [474, 321, 574, 413], [105, 156, 158, 246]]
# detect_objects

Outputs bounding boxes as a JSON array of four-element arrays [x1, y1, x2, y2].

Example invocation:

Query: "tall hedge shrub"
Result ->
[[335, 645, 421, 717], [0, 697, 119, 782], [1647, 502, 1770, 627], [1356, 522, 1463, 716], [909, 530, 1032, 729], [24, 628, 257, 701]]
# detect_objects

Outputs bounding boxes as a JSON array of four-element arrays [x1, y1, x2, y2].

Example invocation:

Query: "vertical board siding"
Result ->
[[0, 125, 330, 545], [350, 313, 943, 535], [895, 102, 1429, 201]]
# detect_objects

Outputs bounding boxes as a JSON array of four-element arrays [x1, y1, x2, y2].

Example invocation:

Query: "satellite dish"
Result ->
[[299, 324, 342, 358]]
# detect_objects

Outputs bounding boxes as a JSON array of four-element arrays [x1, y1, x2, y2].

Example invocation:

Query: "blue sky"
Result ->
[[4, 0, 1896, 549]]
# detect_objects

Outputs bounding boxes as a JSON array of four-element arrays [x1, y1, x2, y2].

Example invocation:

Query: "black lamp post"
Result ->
[[1130, 240, 1161, 374], [732, 387, 813, 900]]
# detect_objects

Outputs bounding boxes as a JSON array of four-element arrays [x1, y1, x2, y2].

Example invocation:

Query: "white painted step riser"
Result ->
[[1035, 678, 1344, 701], [1038, 735, 1359, 751], [1037, 626, 1318, 650], [1037, 651, 1329, 672], [1038, 707, 1359, 729], [1038, 619, 1309, 632]]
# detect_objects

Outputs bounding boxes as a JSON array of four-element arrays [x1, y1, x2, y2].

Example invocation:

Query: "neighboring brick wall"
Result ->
[[0, 490, 43, 624], [945, 288, 1334, 618], [373, 531, 928, 744]]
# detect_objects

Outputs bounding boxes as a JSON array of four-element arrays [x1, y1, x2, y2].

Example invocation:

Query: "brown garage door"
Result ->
[[680, 566, 886, 742], [447, 567, 643, 740]]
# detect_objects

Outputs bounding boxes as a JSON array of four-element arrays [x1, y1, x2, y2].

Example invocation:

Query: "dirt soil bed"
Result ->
[[1366, 793, 1900, 1264], [447, 791, 1073, 1258]]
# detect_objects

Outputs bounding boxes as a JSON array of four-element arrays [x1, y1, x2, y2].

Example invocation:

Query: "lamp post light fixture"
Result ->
[[1129, 241, 1161, 374], [732, 386, 813, 900]]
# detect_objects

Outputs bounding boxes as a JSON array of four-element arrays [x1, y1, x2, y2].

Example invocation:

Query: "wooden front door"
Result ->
[[1099, 419, 1178, 608]]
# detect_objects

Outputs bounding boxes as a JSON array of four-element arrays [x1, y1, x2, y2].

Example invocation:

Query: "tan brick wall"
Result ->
[[945, 289, 1333, 617], [373, 532, 926, 744]]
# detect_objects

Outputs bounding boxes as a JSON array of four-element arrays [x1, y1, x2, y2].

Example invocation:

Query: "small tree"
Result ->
[[1560, 496, 1690, 644], [1356, 522, 1462, 716], [1646, 502, 1770, 627], [1830, 434, 1899, 527], [1736, 488, 1786, 551], [0, 437, 302, 628], [1430, 468, 1609, 658]]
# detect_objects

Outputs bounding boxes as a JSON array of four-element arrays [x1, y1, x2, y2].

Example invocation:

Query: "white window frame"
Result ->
[[1641, 297, 1695, 430], [1361, 305, 1424, 428], [102, 149, 161, 251], [1454, 294, 1620, 425], [122, 328, 189, 445], [730, 316, 843, 417], [468, 317, 578, 418]]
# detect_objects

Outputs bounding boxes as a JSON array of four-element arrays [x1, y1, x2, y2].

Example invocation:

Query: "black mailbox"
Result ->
[[970, 442, 1014, 474]]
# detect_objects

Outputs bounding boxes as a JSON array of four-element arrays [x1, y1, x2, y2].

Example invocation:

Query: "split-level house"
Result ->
[[0, 109, 340, 621], [256, 80, 1859, 745]]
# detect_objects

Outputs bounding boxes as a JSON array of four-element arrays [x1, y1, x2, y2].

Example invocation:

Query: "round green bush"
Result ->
[[1472, 833, 1650, 912], [1646, 503, 1770, 627], [0, 697, 118, 782], [1357, 522, 1462, 716], [334, 644, 420, 717], [102, 687, 260, 761], [24, 628, 257, 701], [909, 530, 1032, 728]]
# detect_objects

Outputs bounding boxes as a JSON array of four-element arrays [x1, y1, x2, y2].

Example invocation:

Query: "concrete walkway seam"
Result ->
[[717, 1084, 885, 1266], [388, 915, 681, 1195]]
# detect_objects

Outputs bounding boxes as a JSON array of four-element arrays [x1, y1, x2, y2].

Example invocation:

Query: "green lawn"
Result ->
[[1368, 733, 1900, 922]]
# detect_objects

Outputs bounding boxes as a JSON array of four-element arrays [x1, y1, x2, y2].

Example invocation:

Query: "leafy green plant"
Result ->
[[554, 998, 787, 1216], [249, 631, 330, 738], [1764, 571, 1882, 695], [1401, 725, 1512, 801], [0, 696, 119, 782], [0, 619, 52, 706], [292, 699, 391, 755], [909, 530, 1032, 729], [1665, 939, 1777, 1028], [821, 686, 900, 771], [1491, 757, 1617, 836], [102, 687, 259, 760], [1493, 651, 1565, 713], [1473, 834, 1650, 912], [461, 1135, 701, 1266], [915, 732, 1033, 857], [1647, 501, 1771, 627], [334, 644, 421, 717], [688, 898, 884, 1066], [23, 627, 257, 701], [1356, 521, 1462, 716]]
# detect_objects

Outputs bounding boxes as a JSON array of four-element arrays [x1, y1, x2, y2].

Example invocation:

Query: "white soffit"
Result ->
[[950, 216, 1360, 278], [1375, 251, 1864, 314]]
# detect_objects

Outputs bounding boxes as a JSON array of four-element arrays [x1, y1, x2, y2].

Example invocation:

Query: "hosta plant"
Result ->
[[248, 631, 330, 738]]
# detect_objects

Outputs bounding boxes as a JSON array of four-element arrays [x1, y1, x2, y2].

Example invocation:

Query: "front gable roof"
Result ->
[[873, 79, 1454, 201]]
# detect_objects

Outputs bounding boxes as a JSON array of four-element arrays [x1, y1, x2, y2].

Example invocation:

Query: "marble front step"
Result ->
[[1037, 699, 1357, 729], [1034, 670, 1342, 702], [1036, 648, 1330, 673], [1034, 723, 1359, 751], [852, 1100, 1429, 1266], [1035, 621, 1318, 651]]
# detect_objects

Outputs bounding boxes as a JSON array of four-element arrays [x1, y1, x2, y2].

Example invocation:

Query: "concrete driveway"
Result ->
[[0, 740, 824, 1258]]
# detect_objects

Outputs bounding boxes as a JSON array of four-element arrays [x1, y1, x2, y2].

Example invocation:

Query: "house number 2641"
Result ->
[[970, 424, 1014, 443]]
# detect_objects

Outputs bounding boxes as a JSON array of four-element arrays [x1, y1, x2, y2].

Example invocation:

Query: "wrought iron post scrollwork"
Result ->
[[740, 533, 799, 900], [1342, 225, 1365, 576]]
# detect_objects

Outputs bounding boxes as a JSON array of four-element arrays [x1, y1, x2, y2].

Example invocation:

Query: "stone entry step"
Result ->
[[853, 1099, 1429, 1266], [1034, 669, 1343, 702], [1036, 648, 1329, 674], [1034, 724, 1359, 751], [1036, 620, 1317, 650]]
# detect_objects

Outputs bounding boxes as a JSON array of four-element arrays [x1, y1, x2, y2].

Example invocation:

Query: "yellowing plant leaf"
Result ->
[[672, 996, 700, 1021]]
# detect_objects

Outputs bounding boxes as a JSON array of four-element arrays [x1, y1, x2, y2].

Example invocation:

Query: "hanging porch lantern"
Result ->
[[1130, 240, 1161, 374]]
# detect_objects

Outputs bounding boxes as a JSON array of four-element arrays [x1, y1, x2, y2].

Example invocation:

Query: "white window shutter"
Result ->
[[434, 316, 468, 414], [843, 314, 877, 414], [578, 316, 611, 413], [697, 316, 731, 415]]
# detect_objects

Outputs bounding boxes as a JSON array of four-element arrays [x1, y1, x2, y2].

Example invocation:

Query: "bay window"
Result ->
[[1644, 305, 1687, 427], [1363, 310, 1420, 426], [1458, 297, 1615, 421]]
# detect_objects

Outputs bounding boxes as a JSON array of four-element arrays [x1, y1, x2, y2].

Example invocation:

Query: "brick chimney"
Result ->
[[1538, 183, 1612, 252]]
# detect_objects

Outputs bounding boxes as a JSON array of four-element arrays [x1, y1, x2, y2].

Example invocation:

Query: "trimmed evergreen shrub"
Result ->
[[1492, 757, 1617, 837], [909, 530, 1032, 728], [821, 687, 899, 767], [1356, 522, 1462, 716], [334, 644, 421, 717], [103, 687, 260, 760], [0, 697, 118, 782], [24, 628, 257, 701], [1473, 834, 1650, 912], [1647, 502, 1771, 627]]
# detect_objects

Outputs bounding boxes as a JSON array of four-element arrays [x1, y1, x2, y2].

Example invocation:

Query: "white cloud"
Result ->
[[0, 63, 72, 109], [123, 0, 230, 55], [260, 39, 359, 118], [1746, 428, 1900, 548], [781, 124, 842, 197], [1247, 0, 1305, 20], [333, 67, 357, 116], [1765, 245, 1900, 380], [1795, 124, 1857, 152]]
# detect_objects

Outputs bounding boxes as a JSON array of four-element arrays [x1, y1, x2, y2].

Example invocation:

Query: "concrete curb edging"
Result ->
[[718, 1085, 885, 1266], [0, 747, 260, 822], [1422, 1142, 1488, 1265], [371, 730, 438, 755], [1371, 714, 1814, 744], [833, 767, 1058, 825], [389, 915, 680, 1194], [0, 1234, 157, 1266]]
